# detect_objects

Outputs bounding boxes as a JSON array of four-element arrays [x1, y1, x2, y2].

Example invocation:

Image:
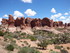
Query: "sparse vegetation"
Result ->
[[67, 47, 70, 50], [0, 31, 4, 36], [24, 41, 29, 45], [18, 47, 41, 53], [5, 44, 14, 51], [29, 36, 37, 41], [55, 45, 61, 49], [60, 49, 68, 53], [0, 27, 70, 53], [37, 39, 48, 50], [49, 51, 60, 53]]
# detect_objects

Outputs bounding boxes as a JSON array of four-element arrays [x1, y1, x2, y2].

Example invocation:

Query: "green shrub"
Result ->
[[0, 31, 4, 36], [21, 33, 26, 35], [56, 28, 65, 31], [55, 45, 61, 49], [5, 44, 14, 51], [60, 46, 63, 48], [67, 47, 70, 50], [60, 49, 68, 53], [37, 40, 48, 50], [24, 41, 29, 45], [30, 36, 37, 41], [50, 51, 60, 53], [18, 47, 41, 53], [50, 49, 53, 51]]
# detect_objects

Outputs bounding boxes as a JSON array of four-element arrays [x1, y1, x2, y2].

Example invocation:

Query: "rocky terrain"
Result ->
[[0, 15, 70, 53]]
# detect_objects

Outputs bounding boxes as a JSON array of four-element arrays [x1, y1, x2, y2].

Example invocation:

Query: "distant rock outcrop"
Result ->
[[1, 15, 70, 29], [42, 17, 51, 27], [30, 18, 42, 28], [8, 15, 15, 27], [1, 18, 8, 25]]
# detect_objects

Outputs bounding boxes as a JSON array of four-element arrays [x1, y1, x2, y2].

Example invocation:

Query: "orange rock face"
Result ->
[[8, 15, 15, 27], [30, 18, 42, 28], [58, 21, 63, 27], [1, 15, 68, 28], [53, 21, 63, 27], [15, 17, 21, 27], [1, 18, 8, 25], [42, 17, 51, 27], [68, 23, 70, 26], [25, 17, 33, 27]]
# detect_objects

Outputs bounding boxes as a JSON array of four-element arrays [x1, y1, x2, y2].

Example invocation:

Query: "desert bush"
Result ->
[[24, 41, 29, 45], [50, 49, 53, 51], [21, 33, 26, 35], [4, 34, 13, 40], [0, 31, 4, 36], [18, 47, 41, 53], [60, 46, 63, 48], [13, 34, 18, 39], [55, 45, 61, 49], [49, 51, 60, 53], [37, 39, 48, 50], [29, 36, 37, 41], [56, 28, 65, 31], [60, 49, 68, 53], [67, 47, 70, 50], [5, 44, 14, 51]]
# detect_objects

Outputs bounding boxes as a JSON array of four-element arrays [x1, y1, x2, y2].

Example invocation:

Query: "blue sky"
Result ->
[[0, 0, 70, 23]]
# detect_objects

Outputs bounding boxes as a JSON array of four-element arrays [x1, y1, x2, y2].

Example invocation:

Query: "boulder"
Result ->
[[8, 15, 15, 27], [25, 17, 33, 27], [15, 17, 21, 27], [64, 23, 68, 28], [1, 18, 8, 25], [42, 17, 51, 27], [68, 23, 70, 26], [58, 21, 63, 27], [30, 18, 42, 28], [53, 22, 59, 27]]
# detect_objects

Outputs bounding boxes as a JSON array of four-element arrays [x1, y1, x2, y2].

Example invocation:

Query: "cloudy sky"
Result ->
[[0, 0, 70, 23]]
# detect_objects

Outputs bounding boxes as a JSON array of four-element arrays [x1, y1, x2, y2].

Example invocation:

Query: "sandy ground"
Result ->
[[8, 27, 34, 34], [0, 36, 70, 53], [14, 38, 70, 53]]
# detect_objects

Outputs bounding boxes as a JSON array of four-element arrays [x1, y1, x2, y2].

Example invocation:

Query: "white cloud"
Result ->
[[24, 9, 37, 16], [14, 16, 18, 19], [64, 12, 68, 15], [51, 8, 56, 13], [21, 0, 32, 3], [51, 13, 62, 19], [62, 16, 70, 23], [3, 14, 8, 17], [14, 11, 24, 18], [60, 16, 65, 19], [0, 18, 2, 24]]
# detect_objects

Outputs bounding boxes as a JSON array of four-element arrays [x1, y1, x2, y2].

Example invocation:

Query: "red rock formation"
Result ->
[[1, 18, 8, 25], [20, 17, 26, 29], [15, 17, 21, 27], [58, 21, 63, 27], [64, 23, 68, 28], [50, 20, 54, 27], [42, 17, 51, 27], [1, 15, 68, 28], [25, 17, 33, 27], [53, 22, 59, 27], [30, 18, 42, 28], [8, 15, 15, 27], [68, 23, 70, 26], [20, 17, 25, 26]]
